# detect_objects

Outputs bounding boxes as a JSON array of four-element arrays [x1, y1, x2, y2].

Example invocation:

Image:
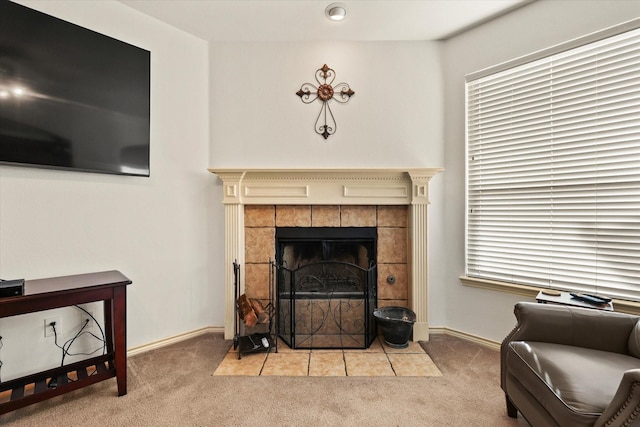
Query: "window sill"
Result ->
[[459, 275, 640, 316]]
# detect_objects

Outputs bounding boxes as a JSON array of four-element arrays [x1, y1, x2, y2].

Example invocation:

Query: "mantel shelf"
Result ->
[[208, 167, 444, 206]]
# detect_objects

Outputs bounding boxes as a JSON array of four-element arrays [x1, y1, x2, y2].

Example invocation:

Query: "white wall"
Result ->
[[441, 0, 640, 342], [0, 1, 216, 380], [209, 41, 444, 168], [208, 40, 448, 326]]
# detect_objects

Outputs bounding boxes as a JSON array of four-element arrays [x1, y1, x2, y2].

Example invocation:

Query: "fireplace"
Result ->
[[209, 168, 443, 342], [275, 227, 377, 348]]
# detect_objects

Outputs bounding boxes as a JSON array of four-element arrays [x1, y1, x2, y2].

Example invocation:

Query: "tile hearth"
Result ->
[[213, 336, 442, 377]]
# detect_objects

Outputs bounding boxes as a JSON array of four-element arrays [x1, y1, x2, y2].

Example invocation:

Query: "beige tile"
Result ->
[[340, 206, 376, 227], [377, 228, 407, 263], [291, 335, 315, 349], [377, 264, 408, 300], [311, 205, 340, 227], [377, 206, 408, 227], [383, 340, 425, 354], [344, 352, 395, 376], [215, 336, 442, 378], [261, 352, 309, 376], [368, 336, 386, 352], [339, 335, 367, 349], [309, 334, 346, 349], [276, 205, 311, 227], [213, 351, 266, 376], [344, 337, 384, 353], [388, 353, 442, 377], [245, 205, 275, 227], [311, 348, 344, 353], [245, 263, 270, 300], [275, 337, 304, 353], [245, 227, 274, 263], [309, 352, 346, 376]]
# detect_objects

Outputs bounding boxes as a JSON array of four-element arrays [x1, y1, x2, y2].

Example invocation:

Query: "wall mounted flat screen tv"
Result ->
[[0, 0, 151, 176]]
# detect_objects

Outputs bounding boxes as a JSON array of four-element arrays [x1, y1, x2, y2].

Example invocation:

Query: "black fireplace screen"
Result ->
[[275, 227, 377, 349]]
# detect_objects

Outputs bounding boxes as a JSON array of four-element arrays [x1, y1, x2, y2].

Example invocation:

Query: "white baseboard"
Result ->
[[127, 325, 500, 356], [429, 327, 501, 351], [127, 326, 224, 357]]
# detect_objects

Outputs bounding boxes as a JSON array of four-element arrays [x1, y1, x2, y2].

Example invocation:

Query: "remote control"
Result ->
[[261, 337, 269, 348], [583, 293, 611, 302], [570, 292, 608, 305]]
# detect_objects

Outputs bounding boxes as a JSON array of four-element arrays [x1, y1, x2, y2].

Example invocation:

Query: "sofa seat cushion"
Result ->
[[507, 341, 640, 421]]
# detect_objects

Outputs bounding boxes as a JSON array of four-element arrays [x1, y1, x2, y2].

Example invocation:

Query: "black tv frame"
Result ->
[[0, 0, 151, 177]]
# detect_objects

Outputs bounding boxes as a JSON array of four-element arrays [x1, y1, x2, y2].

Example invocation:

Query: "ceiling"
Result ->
[[119, 0, 530, 42]]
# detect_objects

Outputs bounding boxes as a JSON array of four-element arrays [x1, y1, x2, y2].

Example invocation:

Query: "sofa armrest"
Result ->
[[500, 302, 638, 391], [595, 369, 640, 427], [506, 302, 637, 351]]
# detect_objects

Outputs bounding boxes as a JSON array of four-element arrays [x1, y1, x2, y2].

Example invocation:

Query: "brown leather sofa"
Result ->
[[501, 302, 640, 427]]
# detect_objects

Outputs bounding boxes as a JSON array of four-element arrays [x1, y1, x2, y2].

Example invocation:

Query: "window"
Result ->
[[466, 22, 640, 301]]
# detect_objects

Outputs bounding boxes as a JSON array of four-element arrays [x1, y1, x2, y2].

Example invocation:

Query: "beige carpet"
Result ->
[[214, 336, 443, 377], [1, 333, 531, 427]]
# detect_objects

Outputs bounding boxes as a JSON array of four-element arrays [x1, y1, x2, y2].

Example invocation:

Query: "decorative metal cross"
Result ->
[[296, 64, 355, 139]]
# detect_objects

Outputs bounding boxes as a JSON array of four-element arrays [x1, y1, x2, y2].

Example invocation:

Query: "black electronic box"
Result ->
[[0, 279, 25, 297]]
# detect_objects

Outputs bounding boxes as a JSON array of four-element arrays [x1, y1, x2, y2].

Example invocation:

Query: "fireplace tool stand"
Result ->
[[233, 260, 277, 359]]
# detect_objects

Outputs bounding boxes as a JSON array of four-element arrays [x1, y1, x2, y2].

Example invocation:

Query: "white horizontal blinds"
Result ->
[[467, 27, 640, 301]]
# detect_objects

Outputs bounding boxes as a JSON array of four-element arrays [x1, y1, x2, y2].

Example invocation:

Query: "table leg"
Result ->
[[112, 286, 127, 396]]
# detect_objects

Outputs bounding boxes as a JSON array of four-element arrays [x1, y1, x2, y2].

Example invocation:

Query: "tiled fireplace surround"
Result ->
[[209, 168, 443, 343]]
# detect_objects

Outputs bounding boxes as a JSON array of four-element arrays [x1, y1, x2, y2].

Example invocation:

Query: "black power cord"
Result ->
[[73, 305, 107, 357], [47, 306, 107, 388]]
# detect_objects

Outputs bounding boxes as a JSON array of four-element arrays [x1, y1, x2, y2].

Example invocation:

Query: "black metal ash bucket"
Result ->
[[374, 306, 416, 348]]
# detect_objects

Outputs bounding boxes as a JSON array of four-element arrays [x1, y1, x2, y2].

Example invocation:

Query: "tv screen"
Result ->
[[0, 0, 151, 176]]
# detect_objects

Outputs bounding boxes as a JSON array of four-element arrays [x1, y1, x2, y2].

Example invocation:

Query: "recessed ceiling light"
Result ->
[[325, 3, 346, 21]]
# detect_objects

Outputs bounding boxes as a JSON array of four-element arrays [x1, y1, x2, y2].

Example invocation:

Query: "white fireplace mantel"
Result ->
[[208, 168, 444, 341]]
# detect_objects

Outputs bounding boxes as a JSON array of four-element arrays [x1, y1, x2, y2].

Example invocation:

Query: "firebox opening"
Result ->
[[275, 227, 377, 349], [276, 227, 376, 268]]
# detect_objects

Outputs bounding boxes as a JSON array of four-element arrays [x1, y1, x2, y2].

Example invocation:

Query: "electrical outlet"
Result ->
[[44, 316, 60, 338]]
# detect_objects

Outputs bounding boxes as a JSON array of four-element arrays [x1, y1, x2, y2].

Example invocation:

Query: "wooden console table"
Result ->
[[0, 270, 131, 414]]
